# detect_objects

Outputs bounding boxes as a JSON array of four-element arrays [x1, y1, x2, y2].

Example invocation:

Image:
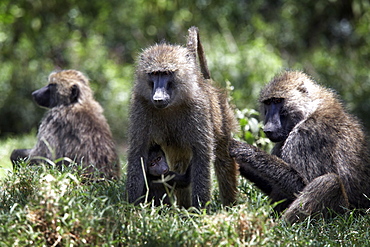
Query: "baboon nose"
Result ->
[[153, 88, 170, 102], [152, 88, 170, 108]]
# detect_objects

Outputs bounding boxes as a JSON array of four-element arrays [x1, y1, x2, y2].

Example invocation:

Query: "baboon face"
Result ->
[[136, 44, 200, 109], [148, 147, 169, 176], [32, 70, 90, 108], [262, 98, 294, 142], [260, 72, 313, 143], [147, 71, 174, 109], [32, 82, 79, 108], [148, 155, 169, 177]]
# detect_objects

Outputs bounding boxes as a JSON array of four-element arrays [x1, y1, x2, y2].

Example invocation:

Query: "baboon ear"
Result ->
[[71, 85, 80, 103]]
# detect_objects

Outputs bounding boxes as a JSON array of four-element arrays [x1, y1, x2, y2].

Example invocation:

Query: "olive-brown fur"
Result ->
[[11, 70, 120, 180], [230, 70, 370, 223], [126, 28, 238, 207]]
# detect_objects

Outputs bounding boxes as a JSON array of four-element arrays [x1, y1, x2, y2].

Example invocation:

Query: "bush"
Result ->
[[1, 0, 370, 139]]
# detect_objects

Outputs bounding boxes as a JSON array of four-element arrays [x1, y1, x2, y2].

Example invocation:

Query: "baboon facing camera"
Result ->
[[146, 145, 191, 206], [230, 70, 370, 224], [126, 27, 238, 208], [11, 70, 120, 180]]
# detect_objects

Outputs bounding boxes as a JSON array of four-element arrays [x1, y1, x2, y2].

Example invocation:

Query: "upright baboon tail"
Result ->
[[187, 26, 211, 80]]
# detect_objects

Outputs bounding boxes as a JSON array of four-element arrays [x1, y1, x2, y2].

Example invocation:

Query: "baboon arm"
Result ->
[[126, 101, 152, 204], [239, 164, 273, 195], [126, 146, 148, 204], [190, 144, 212, 207], [165, 170, 191, 188], [281, 120, 340, 180], [230, 139, 306, 197]]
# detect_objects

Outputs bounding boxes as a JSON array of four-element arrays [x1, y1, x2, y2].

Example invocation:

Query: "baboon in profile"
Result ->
[[230, 70, 370, 224], [146, 145, 191, 206], [126, 27, 238, 208], [11, 70, 120, 180]]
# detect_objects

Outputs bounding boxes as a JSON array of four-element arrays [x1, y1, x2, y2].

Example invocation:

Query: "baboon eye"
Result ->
[[273, 98, 283, 104], [156, 157, 161, 162], [265, 98, 283, 105]]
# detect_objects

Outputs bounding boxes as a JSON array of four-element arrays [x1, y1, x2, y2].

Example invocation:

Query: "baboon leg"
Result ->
[[214, 153, 238, 206], [165, 146, 194, 207], [175, 186, 192, 208], [269, 189, 295, 213], [169, 143, 212, 208], [283, 173, 349, 224], [190, 157, 212, 208]]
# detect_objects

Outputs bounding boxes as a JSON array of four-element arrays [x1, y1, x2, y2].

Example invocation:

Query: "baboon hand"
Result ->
[[229, 139, 258, 161]]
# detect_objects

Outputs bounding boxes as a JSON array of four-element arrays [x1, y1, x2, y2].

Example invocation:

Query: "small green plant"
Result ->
[[235, 107, 273, 152]]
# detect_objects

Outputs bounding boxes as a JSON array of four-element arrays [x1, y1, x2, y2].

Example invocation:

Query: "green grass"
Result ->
[[1, 135, 370, 246], [0, 132, 36, 178]]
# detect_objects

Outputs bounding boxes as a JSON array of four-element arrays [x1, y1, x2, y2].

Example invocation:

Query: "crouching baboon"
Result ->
[[230, 70, 370, 224], [146, 145, 191, 205], [11, 70, 120, 180], [126, 26, 238, 208]]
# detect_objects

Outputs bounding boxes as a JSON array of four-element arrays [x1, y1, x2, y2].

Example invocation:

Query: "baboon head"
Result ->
[[147, 145, 169, 176], [148, 154, 169, 177], [135, 43, 201, 109], [259, 70, 323, 142], [32, 70, 93, 108]]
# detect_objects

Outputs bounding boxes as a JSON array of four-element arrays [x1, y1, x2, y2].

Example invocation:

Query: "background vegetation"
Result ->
[[0, 0, 369, 140], [1, 0, 370, 245]]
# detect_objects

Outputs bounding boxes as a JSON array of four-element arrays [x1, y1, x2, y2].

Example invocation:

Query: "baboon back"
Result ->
[[230, 70, 370, 223], [12, 70, 120, 180]]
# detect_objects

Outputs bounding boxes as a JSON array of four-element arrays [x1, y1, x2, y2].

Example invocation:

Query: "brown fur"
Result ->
[[11, 70, 120, 180], [187, 26, 211, 80], [126, 30, 238, 207], [230, 70, 370, 223], [146, 145, 191, 206]]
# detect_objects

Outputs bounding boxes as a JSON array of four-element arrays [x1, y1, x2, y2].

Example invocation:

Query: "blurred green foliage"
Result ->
[[0, 0, 369, 142], [235, 108, 273, 152]]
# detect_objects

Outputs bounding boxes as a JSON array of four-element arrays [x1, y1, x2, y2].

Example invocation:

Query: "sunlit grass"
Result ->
[[0, 159, 272, 246], [1, 135, 370, 246], [0, 131, 36, 178]]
